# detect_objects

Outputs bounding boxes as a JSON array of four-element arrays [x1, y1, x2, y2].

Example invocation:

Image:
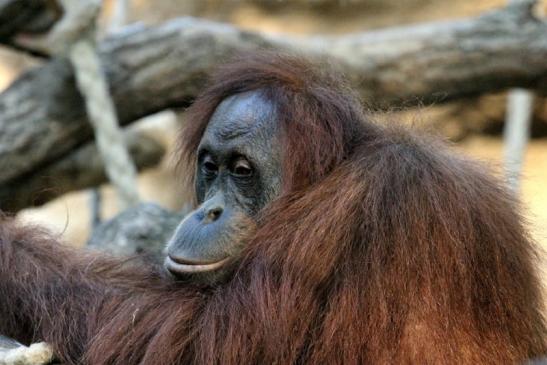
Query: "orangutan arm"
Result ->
[[0, 215, 159, 362]]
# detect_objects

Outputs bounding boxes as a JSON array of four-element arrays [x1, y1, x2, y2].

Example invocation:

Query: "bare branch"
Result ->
[[0, 131, 165, 212]]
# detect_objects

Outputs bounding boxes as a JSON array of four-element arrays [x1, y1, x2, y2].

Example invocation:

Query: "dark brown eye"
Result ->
[[202, 156, 218, 175], [232, 159, 253, 177]]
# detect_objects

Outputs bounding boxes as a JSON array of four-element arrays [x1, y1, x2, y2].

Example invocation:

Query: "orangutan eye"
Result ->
[[231, 159, 253, 177], [201, 155, 218, 175]]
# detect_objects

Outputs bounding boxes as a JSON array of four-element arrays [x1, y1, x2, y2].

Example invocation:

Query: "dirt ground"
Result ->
[[2, 0, 546, 253]]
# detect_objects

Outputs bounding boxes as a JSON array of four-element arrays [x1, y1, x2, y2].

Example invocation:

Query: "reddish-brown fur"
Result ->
[[1, 53, 546, 364]]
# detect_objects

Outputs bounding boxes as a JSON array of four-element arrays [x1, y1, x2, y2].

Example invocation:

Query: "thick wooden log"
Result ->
[[0, 130, 165, 212], [0, 0, 546, 185]]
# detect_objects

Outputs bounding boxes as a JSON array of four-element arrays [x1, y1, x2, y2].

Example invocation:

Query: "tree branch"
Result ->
[[0, 130, 165, 212], [0, 0, 546, 186]]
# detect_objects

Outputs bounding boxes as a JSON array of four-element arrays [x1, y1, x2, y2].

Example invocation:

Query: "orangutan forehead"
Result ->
[[206, 91, 278, 141]]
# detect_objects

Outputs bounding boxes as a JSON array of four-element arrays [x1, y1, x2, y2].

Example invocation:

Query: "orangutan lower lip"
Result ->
[[164, 255, 229, 274]]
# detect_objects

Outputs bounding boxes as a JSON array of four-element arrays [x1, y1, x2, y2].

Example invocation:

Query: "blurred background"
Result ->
[[0, 0, 546, 250]]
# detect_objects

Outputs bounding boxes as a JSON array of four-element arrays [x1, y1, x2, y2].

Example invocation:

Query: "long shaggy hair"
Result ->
[[180, 53, 374, 193], [1, 53, 545, 365]]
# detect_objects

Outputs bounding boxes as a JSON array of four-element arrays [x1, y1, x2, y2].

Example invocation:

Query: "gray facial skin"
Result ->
[[165, 91, 282, 282]]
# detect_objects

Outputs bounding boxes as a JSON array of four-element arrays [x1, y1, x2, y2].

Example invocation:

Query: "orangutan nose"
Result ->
[[201, 194, 225, 224], [206, 206, 223, 222]]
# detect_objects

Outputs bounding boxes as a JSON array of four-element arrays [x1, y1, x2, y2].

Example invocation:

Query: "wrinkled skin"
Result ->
[[165, 91, 282, 281]]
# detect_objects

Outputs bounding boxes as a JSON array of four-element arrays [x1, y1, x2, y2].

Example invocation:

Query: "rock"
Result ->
[[87, 202, 189, 261]]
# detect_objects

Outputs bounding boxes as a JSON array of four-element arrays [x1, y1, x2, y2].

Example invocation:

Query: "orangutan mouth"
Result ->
[[164, 255, 230, 274]]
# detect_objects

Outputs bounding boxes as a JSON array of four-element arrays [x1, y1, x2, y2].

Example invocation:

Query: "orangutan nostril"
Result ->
[[206, 207, 223, 222]]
